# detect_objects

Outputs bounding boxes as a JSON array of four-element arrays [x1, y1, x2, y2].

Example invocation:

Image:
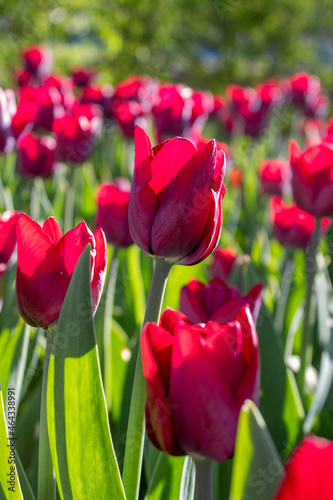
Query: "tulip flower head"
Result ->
[[259, 158, 291, 198], [289, 139, 333, 217], [180, 277, 263, 325], [17, 133, 57, 178], [0, 211, 20, 277], [129, 126, 226, 265], [274, 436, 333, 500], [95, 178, 133, 247], [141, 306, 260, 461], [210, 246, 237, 281], [15, 215, 107, 328]]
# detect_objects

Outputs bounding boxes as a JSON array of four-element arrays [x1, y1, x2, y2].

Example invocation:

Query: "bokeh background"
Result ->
[[1, 0, 333, 92]]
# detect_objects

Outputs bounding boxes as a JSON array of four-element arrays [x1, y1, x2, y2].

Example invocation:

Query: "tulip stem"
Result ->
[[299, 217, 321, 396], [194, 459, 213, 500], [38, 329, 56, 500], [103, 245, 119, 412], [64, 168, 74, 233], [274, 250, 294, 336], [122, 258, 172, 500]]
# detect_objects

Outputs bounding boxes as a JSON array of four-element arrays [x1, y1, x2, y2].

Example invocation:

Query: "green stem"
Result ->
[[64, 168, 74, 233], [104, 246, 119, 412], [299, 217, 321, 396], [194, 459, 213, 500], [274, 250, 295, 336], [122, 258, 172, 500], [30, 179, 40, 221], [38, 330, 56, 500]]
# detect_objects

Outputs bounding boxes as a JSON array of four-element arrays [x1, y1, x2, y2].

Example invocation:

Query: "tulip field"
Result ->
[[1, 44, 333, 500]]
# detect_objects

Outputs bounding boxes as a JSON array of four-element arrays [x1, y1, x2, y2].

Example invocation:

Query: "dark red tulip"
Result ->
[[113, 75, 157, 108], [274, 436, 333, 500], [210, 246, 237, 281], [259, 158, 291, 197], [180, 277, 263, 325], [52, 112, 100, 165], [22, 45, 52, 79], [270, 197, 330, 250], [0, 88, 16, 154], [152, 83, 194, 139], [15, 214, 107, 328], [289, 139, 333, 217], [112, 100, 146, 138], [17, 133, 57, 178], [95, 179, 133, 247], [129, 126, 226, 265], [80, 84, 114, 118], [18, 85, 64, 132], [287, 72, 321, 107], [71, 67, 95, 88], [141, 306, 260, 461], [0, 211, 20, 277]]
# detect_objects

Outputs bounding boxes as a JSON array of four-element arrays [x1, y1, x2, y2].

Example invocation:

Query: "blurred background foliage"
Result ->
[[1, 0, 333, 92]]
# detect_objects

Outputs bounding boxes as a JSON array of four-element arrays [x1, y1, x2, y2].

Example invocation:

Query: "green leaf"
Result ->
[[145, 453, 186, 500], [47, 246, 126, 500], [0, 386, 24, 499], [303, 255, 333, 433], [0, 319, 26, 401], [257, 307, 304, 455], [229, 400, 284, 500], [126, 245, 146, 327]]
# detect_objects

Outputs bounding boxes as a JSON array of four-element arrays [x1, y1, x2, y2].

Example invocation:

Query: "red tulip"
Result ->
[[193, 134, 231, 163], [0, 211, 20, 277], [52, 113, 100, 165], [287, 72, 321, 107], [0, 88, 16, 154], [141, 306, 260, 461], [113, 75, 157, 108], [22, 45, 52, 79], [112, 100, 146, 138], [270, 197, 330, 250], [259, 158, 291, 197], [18, 85, 64, 132], [80, 84, 114, 119], [152, 84, 194, 139], [274, 436, 333, 500], [210, 246, 237, 280], [95, 179, 133, 247], [71, 67, 95, 87], [17, 133, 57, 178], [15, 214, 107, 328], [180, 277, 263, 325], [129, 126, 225, 265], [228, 167, 243, 188], [289, 139, 333, 217]]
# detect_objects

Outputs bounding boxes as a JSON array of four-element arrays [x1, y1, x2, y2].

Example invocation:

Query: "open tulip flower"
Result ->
[[141, 306, 260, 461], [15, 214, 107, 328], [274, 436, 333, 500], [289, 139, 333, 217], [180, 277, 263, 325], [129, 126, 226, 265]]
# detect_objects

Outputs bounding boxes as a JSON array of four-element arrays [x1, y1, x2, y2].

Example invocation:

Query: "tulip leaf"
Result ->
[[257, 306, 304, 455], [126, 245, 146, 327], [46, 245, 126, 500], [0, 318, 26, 405], [0, 386, 24, 499], [229, 400, 284, 500], [303, 255, 333, 433], [144, 453, 188, 500]]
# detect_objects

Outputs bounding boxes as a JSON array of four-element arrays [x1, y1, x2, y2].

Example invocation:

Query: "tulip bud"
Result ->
[[274, 436, 333, 500], [15, 214, 107, 328], [95, 179, 133, 247], [141, 306, 260, 461], [129, 126, 225, 265], [17, 133, 57, 178]]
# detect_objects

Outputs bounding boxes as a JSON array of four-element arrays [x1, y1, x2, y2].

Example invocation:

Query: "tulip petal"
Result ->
[[90, 228, 107, 314], [42, 217, 63, 244], [141, 323, 182, 455], [151, 141, 224, 262], [179, 279, 209, 324], [16, 214, 69, 328], [159, 307, 191, 334], [149, 137, 197, 195], [57, 221, 95, 279], [169, 322, 239, 461], [134, 125, 152, 171], [0, 211, 19, 264]]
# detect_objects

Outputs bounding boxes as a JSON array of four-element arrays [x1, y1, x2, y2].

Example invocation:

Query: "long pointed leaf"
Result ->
[[47, 246, 126, 500]]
